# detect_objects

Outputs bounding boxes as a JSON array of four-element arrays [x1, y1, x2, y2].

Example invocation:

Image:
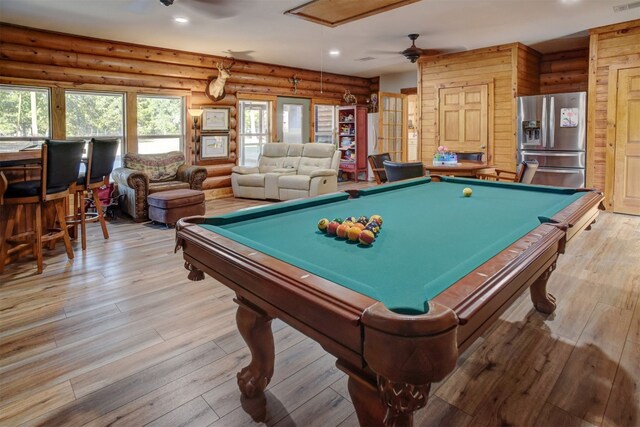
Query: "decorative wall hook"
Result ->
[[289, 74, 301, 94]]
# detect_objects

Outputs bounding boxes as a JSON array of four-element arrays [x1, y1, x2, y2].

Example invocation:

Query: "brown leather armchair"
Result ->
[[111, 151, 207, 222]]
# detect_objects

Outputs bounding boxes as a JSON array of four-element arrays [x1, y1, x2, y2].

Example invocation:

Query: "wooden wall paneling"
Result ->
[[419, 44, 517, 170], [587, 19, 640, 202], [51, 87, 65, 140], [0, 23, 376, 198], [125, 91, 137, 155], [540, 48, 588, 95]]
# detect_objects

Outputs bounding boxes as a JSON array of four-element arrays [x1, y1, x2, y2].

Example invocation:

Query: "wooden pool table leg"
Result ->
[[530, 262, 557, 314], [235, 299, 275, 399]]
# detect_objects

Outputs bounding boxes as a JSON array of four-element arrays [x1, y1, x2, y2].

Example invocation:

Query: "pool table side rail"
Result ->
[[176, 217, 379, 369]]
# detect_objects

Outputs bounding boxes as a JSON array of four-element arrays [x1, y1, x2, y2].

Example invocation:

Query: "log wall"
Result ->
[[540, 48, 589, 94], [418, 43, 539, 171], [587, 19, 640, 204], [0, 23, 377, 197]]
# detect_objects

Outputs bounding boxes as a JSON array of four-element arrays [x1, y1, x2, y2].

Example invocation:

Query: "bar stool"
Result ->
[[0, 140, 85, 274], [68, 138, 119, 250]]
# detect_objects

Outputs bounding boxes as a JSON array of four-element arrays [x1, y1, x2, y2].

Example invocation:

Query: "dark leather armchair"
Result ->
[[382, 160, 425, 182], [111, 151, 207, 222], [368, 153, 391, 184]]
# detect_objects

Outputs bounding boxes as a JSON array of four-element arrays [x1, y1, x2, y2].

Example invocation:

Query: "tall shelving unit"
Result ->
[[337, 105, 368, 182]]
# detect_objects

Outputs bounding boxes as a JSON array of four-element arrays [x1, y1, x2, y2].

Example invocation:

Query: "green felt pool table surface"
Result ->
[[197, 177, 586, 314]]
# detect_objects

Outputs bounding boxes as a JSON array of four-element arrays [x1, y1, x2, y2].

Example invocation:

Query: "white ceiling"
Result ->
[[1, 0, 639, 78]]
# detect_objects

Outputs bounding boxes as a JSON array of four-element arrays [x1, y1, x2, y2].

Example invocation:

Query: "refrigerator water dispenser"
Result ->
[[522, 121, 541, 145]]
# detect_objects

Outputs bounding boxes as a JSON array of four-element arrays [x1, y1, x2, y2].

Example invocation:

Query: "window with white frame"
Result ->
[[314, 104, 336, 144], [0, 85, 50, 152], [137, 95, 184, 154], [238, 100, 271, 166], [65, 90, 125, 167]]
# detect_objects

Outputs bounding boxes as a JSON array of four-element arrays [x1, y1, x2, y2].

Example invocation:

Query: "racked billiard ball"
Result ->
[[317, 218, 330, 232], [370, 214, 383, 226], [359, 230, 375, 246], [366, 224, 380, 235], [352, 223, 366, 231], [336, 223, 351, 239], [327, 221, 340, 235], [333, 217, 343, 224], [347, 227, 362, 242], [357, 216, 369, 225], [344, 216, 357, 224]]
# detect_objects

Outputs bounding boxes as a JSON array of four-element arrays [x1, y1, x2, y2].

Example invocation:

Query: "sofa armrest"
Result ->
[[111, 167, 149, 191], [232, 165, 260, 174], [177, 164, 208, 190], [309, 169, 338, 178]]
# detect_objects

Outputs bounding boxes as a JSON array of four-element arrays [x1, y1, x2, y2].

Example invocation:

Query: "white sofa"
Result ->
[[231, 143, 340, 200]]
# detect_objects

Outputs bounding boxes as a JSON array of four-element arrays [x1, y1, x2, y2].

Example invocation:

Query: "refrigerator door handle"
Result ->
[[549, 96, 555, 148], [541, 97, 547, 148], [522, 152, 583, 157], [537, 168, 581, 174]]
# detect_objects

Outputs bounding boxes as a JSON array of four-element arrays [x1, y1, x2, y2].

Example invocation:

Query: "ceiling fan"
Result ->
[[155, 0, 239, 18], [401, 34, 441, 63]]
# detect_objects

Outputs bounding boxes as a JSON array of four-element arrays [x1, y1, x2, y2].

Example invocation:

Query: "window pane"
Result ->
[[0, 85, 50, 152], [282, 104, 302, 143], [66, 92, 124, 137], [65, 91, 124, 167], [138, 137, 181, 154], [137, 96, 182, 136], [239, 100, 270, 166], [314, 104, 335, 144]]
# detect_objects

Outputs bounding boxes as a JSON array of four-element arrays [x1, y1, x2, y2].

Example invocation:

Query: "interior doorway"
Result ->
[[276, 97, 310, 143]]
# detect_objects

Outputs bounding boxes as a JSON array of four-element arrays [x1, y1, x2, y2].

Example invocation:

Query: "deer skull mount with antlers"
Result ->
[[206, 58, 236, 102]]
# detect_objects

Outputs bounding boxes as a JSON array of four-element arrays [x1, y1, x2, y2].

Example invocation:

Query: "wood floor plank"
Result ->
[[0, 327, 163, 407], [547, 303, 633, 425], [144, 396, 218, 427], [630, 292, 640, 345], [0, 381, 75, 426], [414, 395, 472, 427], [203, 336, 323, 417], [273, 388, 353, 427], [601, 340, 640, 427], [534, 402, 598, 427], [24, 341, 226, 427], [209, 353, 344, 427]]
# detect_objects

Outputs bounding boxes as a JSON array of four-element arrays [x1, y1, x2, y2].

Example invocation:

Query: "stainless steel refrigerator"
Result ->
[[516, 92, 587, 187]]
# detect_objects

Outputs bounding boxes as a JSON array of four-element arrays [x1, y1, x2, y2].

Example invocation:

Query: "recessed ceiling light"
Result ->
[[329, 49, 340, 56], [174, 17, 189, 23]]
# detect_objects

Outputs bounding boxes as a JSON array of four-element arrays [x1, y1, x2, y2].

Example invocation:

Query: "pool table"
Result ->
[[175, 176, 603, 426]]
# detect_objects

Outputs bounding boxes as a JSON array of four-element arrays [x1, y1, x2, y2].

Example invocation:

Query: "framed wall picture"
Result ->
[[201, 134, 229, 159], [202, 108, 229, 131]]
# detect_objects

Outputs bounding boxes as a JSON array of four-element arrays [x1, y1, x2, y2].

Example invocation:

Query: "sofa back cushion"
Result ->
[[298, 143, 337, 176], [124, 151, 185, 182], [258, 143, 288, 173]]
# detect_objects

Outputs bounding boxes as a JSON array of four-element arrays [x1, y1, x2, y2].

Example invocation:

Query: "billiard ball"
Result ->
[[366, 224, 380, 235], [317, 218, 330, 232], [327, 221, 340, 235], [370, 215, 383, 226], [357, 216, 369, 225], [347, 227, 362, 242], [336, 223, 350, 239], [359, 230, 375, 245], [333, 217, 343, 224], [353, 223, 366, 231], [463, 187, 473, 197], [344, 216, 357, 224]]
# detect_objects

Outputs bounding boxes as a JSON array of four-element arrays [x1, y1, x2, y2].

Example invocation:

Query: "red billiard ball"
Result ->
[[347, 227, 362, 242], [327, 221, 340, 235], [359, 230, 375, 245], [336, 223, 350, 239]]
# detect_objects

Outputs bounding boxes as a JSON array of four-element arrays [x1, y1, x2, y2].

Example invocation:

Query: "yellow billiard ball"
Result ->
[[317, 218, 330, 232], [463, 187, 473, 197]]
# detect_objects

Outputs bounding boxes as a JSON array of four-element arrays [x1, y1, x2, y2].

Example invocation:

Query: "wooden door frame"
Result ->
[[605, 61, 640, 211], [434, 79, 494, 162], [378, 91, 408, 161]]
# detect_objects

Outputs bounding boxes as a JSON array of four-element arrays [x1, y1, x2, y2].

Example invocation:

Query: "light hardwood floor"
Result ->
[[0, 186, 639, 427]]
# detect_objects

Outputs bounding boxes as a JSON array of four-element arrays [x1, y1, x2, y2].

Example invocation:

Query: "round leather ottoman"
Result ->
[[147, 189, 205, 225]]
